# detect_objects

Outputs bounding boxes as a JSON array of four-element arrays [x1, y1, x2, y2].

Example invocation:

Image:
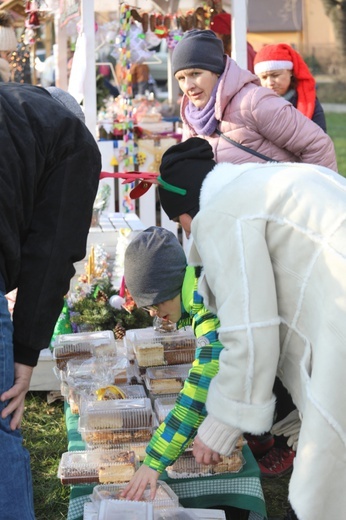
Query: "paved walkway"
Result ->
[[322, 103, 346, 113]]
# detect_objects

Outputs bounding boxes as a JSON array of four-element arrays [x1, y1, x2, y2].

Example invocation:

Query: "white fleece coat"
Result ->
[[189, 162, 346, 520]]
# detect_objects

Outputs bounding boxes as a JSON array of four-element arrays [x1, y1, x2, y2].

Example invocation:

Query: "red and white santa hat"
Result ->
[[254, 44, 294, 75], [254, 43, 316, 120]]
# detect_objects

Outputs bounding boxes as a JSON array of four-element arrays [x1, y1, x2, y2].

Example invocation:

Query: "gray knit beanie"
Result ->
[[46, 87, 85, 123], [172, 29, 225, 75], [124, 226, 187, 308]]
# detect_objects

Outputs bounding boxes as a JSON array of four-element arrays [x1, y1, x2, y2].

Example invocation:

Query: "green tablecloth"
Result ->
[[64, 404, 267, 520]]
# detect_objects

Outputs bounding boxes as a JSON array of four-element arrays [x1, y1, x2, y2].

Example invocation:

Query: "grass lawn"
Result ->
[[23, 392, 69, 520], [325, 112, 346, 176]]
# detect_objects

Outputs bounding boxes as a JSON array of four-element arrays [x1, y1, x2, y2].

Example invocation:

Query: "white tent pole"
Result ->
[[231, 0, 248, 70], [54, 13, 68, 90], [81, 0, 97, 138]]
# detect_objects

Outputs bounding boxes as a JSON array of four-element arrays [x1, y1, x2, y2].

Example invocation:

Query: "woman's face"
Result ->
[[175, 68, 219, 109], [257, 69, 292, 96]]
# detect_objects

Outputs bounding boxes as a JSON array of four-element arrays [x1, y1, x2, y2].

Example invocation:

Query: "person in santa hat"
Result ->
[[254, 43, 326, 131], [210, 11, 257, 73]]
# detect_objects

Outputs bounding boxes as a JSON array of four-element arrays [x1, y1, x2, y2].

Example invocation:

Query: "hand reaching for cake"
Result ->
[[192, 435, 223, 465], [120, 464, 159, 501], [1, 362, 33, 430]]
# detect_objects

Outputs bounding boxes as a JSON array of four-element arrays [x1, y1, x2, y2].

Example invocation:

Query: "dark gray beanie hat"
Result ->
[[172, 29, 225, 75], [46, 87, 85, 123], [124, 226, 187, 308]]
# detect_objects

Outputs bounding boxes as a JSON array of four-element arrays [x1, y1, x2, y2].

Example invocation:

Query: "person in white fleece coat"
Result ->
[[156, 138, 346, 520]]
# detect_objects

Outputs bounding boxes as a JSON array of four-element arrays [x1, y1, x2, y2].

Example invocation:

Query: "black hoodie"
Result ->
[[0, 83, 101, 366]]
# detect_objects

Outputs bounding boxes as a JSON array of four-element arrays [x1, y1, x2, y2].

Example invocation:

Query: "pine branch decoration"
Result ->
[[69, 278, 152, 332]]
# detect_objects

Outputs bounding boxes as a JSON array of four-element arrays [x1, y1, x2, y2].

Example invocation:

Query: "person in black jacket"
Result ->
[[254, 43, 327, 132], [0, 83, 101, 519]]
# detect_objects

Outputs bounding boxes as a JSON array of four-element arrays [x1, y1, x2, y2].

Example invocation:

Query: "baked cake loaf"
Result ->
[[55, 350, 93, 371], [58, 450, 137, 485], [84, 428, 152, 447], [166, 450, 245, 478], [145, 365, 190, 395], [135, 343, 164, 367]]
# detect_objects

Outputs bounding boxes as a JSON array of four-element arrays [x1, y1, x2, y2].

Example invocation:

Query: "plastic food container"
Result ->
[[98, 499, 153, 520], [166, 450, 246, 479], [154, 395, 178, 422], [79, 397, 153, 429], [57, 449, 139, 485], [54, 330, 116, 351], [119, 441, 148, 461], [124, 327, 154, 361], [65, 354, 129, 385], [154, 508, 199, 520], [78, 398, 154, 448], [144, 365, 190, 395], [53, 343, 94, 371], [53, 331, 117, 370], [69, 383, 147, 416], [92, 480, 179, 509], [132, 329, 196, 368]]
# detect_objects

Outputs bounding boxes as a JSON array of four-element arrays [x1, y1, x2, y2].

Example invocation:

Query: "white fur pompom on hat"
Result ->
[[0, 10, 18, 52]]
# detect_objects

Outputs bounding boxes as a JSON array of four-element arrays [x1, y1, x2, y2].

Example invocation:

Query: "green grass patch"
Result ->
[[325, 112, 346, 177], [23, 392, 69, 520]]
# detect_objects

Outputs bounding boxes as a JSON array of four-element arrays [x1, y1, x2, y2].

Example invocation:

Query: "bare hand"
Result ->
[[193, 435, 222, 465], [1, 362, 33, 430], [120, 464, 159, 501]]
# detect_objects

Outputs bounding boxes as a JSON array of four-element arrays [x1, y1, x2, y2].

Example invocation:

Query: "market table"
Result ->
[[64, 404, 268, 520]]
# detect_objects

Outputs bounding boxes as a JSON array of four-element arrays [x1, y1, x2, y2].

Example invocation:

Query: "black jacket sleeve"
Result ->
[[4, 87, 102, 366]]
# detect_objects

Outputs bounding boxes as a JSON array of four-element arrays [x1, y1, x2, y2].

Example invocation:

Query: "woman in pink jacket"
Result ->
[[172, 30, 337, 171]]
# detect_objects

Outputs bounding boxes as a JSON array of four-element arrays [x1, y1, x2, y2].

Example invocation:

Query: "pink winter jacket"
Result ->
[[180, 56, 337, 171]]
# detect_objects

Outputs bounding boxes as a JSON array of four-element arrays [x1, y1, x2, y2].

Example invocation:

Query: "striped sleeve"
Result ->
[[143, 273, 223, 473]]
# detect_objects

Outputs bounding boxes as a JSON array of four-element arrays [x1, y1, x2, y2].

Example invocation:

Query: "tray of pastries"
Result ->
[[132, 329, 196, 368], [144, 365, 191, 395], [58, 449, 138, 485], [166, 449, 246, 479]]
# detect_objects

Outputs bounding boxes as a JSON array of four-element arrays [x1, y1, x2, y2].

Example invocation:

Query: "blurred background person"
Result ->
[[116, 61, 151, 97], [172, 30, 336, 170], [210, 12, 256, 73], [254, 43, 327, 131]]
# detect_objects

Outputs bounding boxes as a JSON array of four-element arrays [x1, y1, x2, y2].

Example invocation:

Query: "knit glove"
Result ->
[[197, 415, 242, 456], [270, 409, 301, 451]]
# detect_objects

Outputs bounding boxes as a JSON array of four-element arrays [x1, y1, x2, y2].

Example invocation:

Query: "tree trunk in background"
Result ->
[[320, 0, 346, 65]]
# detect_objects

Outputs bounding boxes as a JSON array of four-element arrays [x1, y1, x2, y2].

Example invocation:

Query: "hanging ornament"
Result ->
[[109, 295, 126, 309], [28, 11, 40, 28], [167, 29, 184, 50], [154, 25, 169, 39], [23, 27, 36, 45]]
